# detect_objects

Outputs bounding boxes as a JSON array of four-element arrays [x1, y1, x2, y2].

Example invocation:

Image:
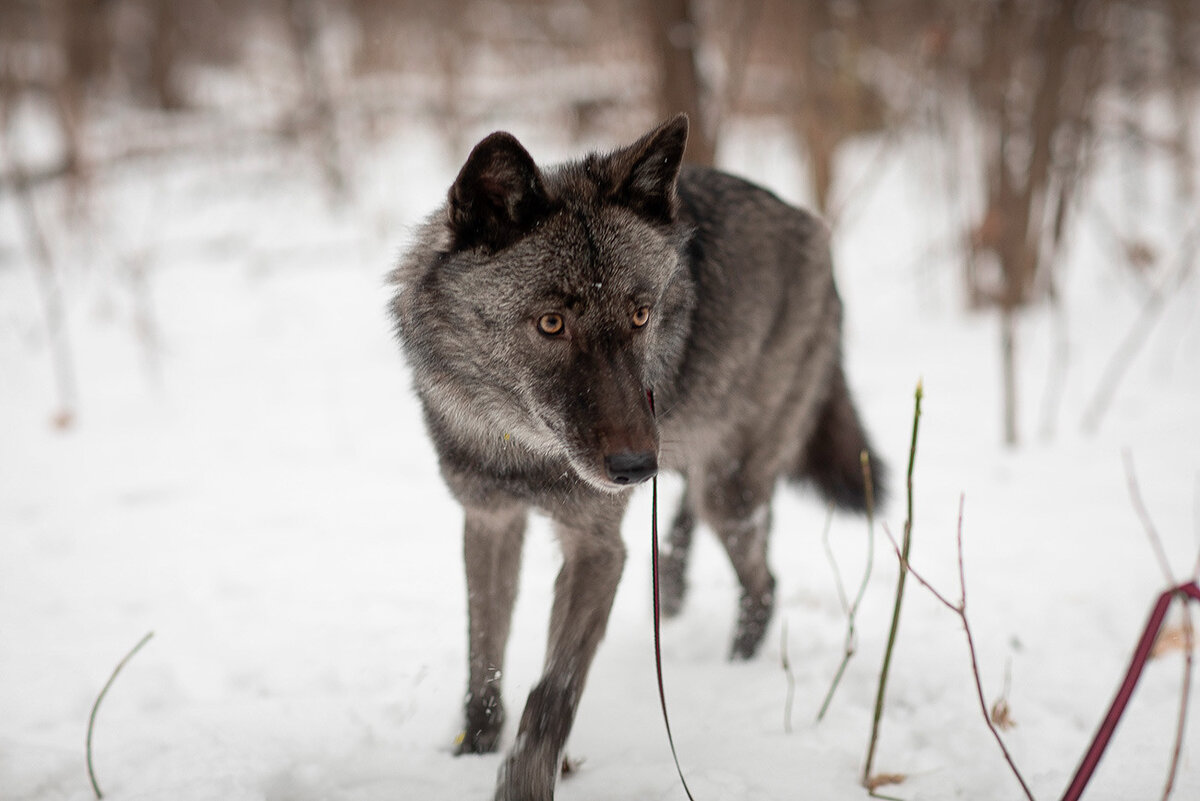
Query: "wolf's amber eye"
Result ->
[[632, 306, 651, 329], [537, 313, 564, 336]]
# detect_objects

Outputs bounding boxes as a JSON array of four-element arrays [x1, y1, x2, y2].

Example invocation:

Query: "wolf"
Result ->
[[389, 114, 884, 800]]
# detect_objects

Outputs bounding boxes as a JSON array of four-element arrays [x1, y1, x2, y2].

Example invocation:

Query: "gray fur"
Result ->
[[389, 115, 884, 800]]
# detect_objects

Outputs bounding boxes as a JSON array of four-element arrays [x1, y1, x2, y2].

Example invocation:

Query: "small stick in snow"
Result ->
[[87, 631, 155, 800]]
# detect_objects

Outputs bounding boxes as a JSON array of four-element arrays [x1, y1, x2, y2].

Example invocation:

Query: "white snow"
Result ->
[[2, 116, 1199, 801]]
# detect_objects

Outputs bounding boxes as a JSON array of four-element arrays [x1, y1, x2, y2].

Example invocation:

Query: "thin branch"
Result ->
[[1123, 449, 1176, 585], [1123, 450, 1192, 801], [822, 503, 847, 613], [864, 381, 922, 789], [883, 500, 1037, 801], [87, 632, 155, 800], [1082, 222, 1200, 434], [819, 453, 878, 720], [1162, 601, 1193, 801], [781, 619, 796, 734]]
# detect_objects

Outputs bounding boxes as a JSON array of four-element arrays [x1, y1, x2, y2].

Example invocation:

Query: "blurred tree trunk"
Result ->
[[44, 0, 108, 201], [0, 78, 78, 429], [149, 0, 185, 110], [963, 0, 1102, 445], [285, 0, 349, 200], [1168, 0, 1196, 203], [432, 0, 468, 159], [646, 0, 715, 166], [788, 1, 885, 215]]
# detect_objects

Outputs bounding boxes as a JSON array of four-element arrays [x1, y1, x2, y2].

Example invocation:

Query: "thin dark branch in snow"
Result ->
[[883, 499, 1038, 801], [87, 631, 155, 800], [819, 452, 878, 721]]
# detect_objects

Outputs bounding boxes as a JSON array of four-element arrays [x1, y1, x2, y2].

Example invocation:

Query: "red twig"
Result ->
[[883, 498, 1037, 801], [1060, 581, 1200, 801], [1121, 451, 1195, 801]]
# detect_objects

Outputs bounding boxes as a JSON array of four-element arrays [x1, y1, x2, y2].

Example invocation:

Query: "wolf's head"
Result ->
[[394, 115, 696, 493]]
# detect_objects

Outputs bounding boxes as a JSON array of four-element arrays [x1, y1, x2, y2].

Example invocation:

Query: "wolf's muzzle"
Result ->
[[604, 451, 658, 485]]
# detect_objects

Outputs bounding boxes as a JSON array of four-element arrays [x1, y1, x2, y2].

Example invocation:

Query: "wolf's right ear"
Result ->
[[446, 132, 550, 252]]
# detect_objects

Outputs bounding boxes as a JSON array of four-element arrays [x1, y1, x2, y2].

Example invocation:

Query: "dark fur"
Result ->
[[390, 115, 884, 800]]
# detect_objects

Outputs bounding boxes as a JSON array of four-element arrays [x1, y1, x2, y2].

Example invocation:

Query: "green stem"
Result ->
[[863, 381, 923, 788], [87, 631, 155, 799]]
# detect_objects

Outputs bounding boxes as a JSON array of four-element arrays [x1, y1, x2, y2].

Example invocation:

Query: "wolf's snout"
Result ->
[[604, 451, 658, 485]]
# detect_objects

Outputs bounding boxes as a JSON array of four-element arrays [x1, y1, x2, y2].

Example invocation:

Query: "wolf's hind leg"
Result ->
[[699, 471, 777, 660], [496, 515, 626, 801], [459, 503, 527, 755], [658, 487, 695, 618]]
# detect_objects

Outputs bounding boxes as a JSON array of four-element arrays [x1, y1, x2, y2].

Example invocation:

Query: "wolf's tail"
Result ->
[[792, 361, 886, 513]]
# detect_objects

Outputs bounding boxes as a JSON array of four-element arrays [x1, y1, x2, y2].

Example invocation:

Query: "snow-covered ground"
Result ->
[[2, 115, 1198, 801]]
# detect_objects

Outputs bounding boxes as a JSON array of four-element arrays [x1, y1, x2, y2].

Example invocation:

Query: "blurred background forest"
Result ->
[[1, 0, 1198, 444]]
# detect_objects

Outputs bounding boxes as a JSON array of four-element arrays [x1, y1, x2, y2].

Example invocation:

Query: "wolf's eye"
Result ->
[[537, 313, 565, 336], [632, 306, 651, 329]]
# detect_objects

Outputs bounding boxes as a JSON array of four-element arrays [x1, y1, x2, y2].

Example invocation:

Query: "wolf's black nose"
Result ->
[[605, 451, 658, 485]]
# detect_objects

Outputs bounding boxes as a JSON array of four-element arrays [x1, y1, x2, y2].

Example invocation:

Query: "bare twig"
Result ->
[[87, 632, 155, 799], [1162, 605, 1194, 801], [1082, 222, 1200, 434], [883, 499, 1037, 801], [1123, 449, 1176, 585], [818, 452, 877, 721], [863, 381, 922, 790]]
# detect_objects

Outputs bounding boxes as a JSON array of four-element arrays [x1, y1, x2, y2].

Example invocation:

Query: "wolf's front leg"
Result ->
[[495, 517, 627, 801], [459, 503, 527, 755]]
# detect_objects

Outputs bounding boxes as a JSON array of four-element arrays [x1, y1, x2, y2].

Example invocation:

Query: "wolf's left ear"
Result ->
[[446, 131, 550, 252], [609, 113, 689, 224]]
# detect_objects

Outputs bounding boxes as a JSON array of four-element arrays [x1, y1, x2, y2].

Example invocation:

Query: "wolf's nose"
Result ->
[[605, 451, 658, 485]]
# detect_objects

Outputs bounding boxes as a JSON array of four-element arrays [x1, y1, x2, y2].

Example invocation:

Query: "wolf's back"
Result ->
[[672, 165, 885, 512]]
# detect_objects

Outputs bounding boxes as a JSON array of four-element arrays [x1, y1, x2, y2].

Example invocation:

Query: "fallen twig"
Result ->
[[87, 631, 155, 800]]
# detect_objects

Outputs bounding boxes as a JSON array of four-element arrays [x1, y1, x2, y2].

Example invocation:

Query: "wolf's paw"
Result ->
[[729, 579, 776, 660], [657, 550, 688, 618], [456, 692, 505, 755]]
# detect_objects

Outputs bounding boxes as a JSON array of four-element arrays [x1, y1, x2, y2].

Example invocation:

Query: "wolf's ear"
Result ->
[[446, 132, 550, 252], [608, 113, 689, 224]]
